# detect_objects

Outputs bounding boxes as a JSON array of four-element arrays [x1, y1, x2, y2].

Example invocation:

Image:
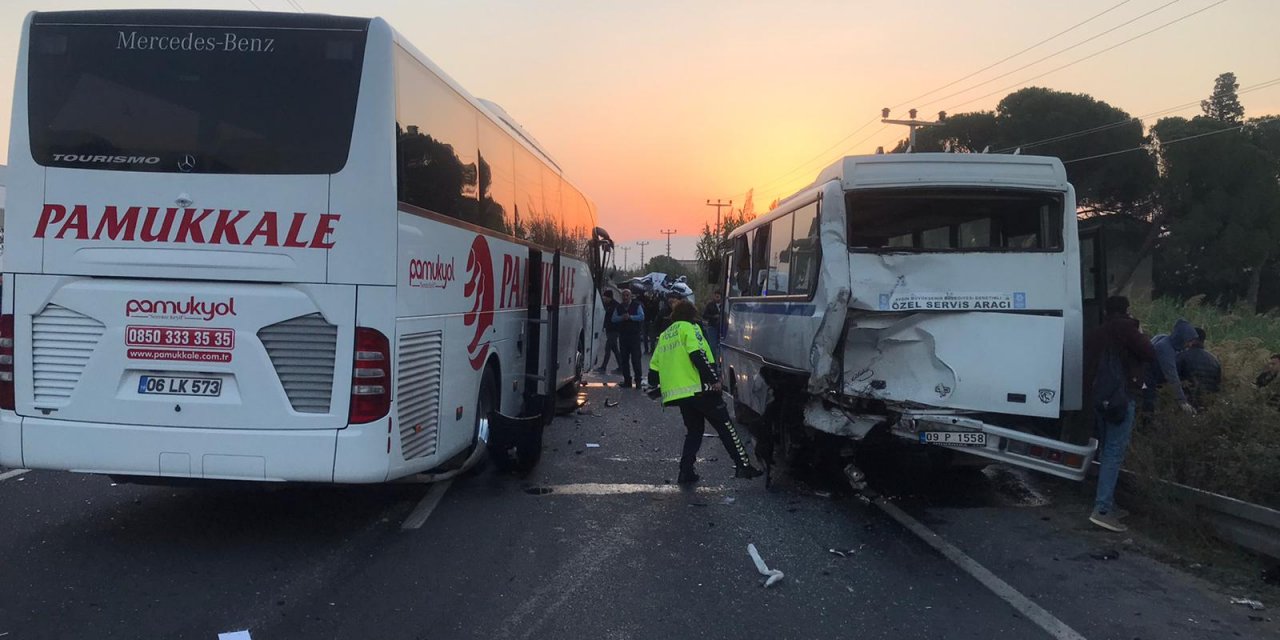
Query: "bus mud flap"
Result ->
[[487, 412, 545, 473]]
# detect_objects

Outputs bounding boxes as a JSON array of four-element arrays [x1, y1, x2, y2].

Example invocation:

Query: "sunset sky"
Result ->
[[0, 0, 1277, 262]]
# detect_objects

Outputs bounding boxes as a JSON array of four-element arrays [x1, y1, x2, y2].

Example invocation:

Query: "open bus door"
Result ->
[[1080, 224, 1108, 331]]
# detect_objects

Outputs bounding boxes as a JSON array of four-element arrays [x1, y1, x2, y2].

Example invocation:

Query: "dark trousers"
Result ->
[[618, 333, 643, 385], [674, 392, 749, 473], [599, 331, 620, 370]]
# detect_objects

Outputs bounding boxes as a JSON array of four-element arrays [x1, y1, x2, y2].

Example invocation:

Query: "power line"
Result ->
[[1062, 117, 1274, 164], [245, 0, 264, 10], [284, 0, 306, 12], [727, 1, 1172, 201], [922, 0, 1188, 110], [993, 76, 1280, 153], [942, 0, 1229, 112], [745, 124, 890, 204], [892, 0, 1134, 109]]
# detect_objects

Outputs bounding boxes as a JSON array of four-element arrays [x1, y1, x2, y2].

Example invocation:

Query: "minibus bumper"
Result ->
[[892, 411, 1097, 481]]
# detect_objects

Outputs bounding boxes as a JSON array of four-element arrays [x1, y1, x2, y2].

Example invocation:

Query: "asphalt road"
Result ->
[[0, 378, 1274, 640]]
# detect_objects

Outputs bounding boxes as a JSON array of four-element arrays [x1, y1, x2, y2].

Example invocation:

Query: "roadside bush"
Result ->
[[1125, 298, 1280, 510]]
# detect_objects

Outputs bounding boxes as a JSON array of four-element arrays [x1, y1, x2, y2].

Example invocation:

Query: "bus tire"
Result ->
[[479, 366, 516, 473]]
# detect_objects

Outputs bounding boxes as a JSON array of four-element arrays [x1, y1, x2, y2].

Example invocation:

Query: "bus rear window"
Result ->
[[27, 17, 367, 174], [847, 189, 1064, 252]]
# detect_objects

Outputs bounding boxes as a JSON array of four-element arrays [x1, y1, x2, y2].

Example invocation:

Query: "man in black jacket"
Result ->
[[1176, 327, 1222, 410], [595, 289, 622, 374], [1083, 296, 1157, 533], [702, 290, 724, 362], [611, 288, 645, 388]]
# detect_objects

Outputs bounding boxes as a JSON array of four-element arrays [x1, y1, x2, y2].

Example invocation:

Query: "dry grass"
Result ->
[[1126, 298, 1280, 510]]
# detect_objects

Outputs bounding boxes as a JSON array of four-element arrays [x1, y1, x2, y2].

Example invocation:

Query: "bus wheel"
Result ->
[[479, 367, 516, 473]]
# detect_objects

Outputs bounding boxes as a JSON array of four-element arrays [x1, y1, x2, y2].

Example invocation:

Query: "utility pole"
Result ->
[[659, 229, 677, 257], [705, 199, 732, 236], [880, 107, 945, 151], [620, 246, 631, 271], [635, 241, 650, 269]]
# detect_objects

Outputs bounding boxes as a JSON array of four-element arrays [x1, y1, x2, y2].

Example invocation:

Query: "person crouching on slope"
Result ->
[[647, 300, 763, 484]]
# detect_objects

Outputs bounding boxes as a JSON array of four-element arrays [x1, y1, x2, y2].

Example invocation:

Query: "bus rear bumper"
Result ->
[[0, 412, 390, 483], [893, 412, 1097, 481]]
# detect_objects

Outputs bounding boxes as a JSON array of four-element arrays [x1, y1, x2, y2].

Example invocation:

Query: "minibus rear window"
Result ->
[[846, 189, 1064, 252], [28, 18, 367, 174]]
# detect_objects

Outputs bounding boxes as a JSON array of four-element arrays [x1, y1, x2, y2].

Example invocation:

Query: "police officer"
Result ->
[[648, 300, 762, 484]]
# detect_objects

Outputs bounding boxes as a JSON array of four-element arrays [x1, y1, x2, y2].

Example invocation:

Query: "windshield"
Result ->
[[27, 15, 368, 175], [846, 189, 1064, 252]]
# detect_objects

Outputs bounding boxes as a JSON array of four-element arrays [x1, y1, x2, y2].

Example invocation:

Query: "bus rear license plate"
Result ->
[[920, 431, 986, 447], [138, 376, 222, 397]]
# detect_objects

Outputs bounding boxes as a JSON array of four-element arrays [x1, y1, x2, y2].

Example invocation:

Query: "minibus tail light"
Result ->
[[0, 314, 14, 410], [349, 327, 390, 424]]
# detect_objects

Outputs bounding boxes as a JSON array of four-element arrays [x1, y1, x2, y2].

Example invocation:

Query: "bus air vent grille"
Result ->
[[258, 313, 338, 414], [396, 331, 443, 459], [32, 305, 105, 406]]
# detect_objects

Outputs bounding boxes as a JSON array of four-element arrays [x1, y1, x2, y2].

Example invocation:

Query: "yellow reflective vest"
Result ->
[[649, 320, 714, 404]]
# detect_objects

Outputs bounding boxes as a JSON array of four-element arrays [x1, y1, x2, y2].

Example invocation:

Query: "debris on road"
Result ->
[[828, 545, 864, 558], [1089, 549, 1120, 561], [1230, 598, 1265, 611], [586, 443, 601, 448], [218, 631, 253, 640], [721, 496, 736, 505], [747, 543, 785, 588], [604, 399, 619, 408]]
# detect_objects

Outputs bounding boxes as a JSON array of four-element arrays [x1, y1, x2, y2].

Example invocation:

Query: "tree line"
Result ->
[[699, 73, 1280, 312]]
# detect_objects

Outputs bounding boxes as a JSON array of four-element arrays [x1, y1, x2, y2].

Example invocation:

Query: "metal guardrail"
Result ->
[[1124, 470, 1280, 561], [1101, 464, 1280, 561]]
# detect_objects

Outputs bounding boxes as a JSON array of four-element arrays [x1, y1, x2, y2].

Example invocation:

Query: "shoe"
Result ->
[[1089, 509, 1128, 532], [1112, 507, 1130, 520], [677, 471, 701, 485], [734, 465, 764, 480]]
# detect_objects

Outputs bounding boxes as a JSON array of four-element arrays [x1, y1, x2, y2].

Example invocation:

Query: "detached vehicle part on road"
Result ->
[[719, 153, 1097, 480]]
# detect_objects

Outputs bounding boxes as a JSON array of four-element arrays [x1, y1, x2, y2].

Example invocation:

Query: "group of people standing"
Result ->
[[594, 286, 756, 483], [596, 287, 725, 389], [1082, 295, 1275, 533]]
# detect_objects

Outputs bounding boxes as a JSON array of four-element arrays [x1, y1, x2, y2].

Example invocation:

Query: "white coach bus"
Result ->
[[0, 10, 611, 482], [719, 153, 1098, 480]]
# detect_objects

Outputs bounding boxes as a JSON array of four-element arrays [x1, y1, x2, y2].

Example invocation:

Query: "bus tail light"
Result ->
[[0, 314, 13, 410], [349, 327, 391, 424]]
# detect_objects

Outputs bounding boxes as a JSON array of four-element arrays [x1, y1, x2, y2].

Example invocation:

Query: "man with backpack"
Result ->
[[1083, 296, 1157, 532]]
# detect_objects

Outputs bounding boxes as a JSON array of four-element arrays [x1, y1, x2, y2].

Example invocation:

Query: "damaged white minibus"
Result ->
[[719, 153, 1097, 480]]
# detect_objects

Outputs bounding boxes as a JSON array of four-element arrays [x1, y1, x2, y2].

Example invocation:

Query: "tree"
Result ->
[[889, 88, 1157, 215], [1153, 116, 1280, 310], [695, 190, 756, 280], [1201, 72, 1245, 124], [642, 254, 689, 279]]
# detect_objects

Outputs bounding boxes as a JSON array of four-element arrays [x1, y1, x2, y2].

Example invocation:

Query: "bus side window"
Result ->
[[730, 234, 751, 296], [395, 48, 479, 221], [765, 213, 794, 296], [749, 227, 770, 296], [789, 202, 820, 296]]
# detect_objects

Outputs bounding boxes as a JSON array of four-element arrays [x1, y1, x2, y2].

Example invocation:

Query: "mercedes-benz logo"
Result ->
[[177, 155, 196, 172], [175, 193, 193, 208]]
